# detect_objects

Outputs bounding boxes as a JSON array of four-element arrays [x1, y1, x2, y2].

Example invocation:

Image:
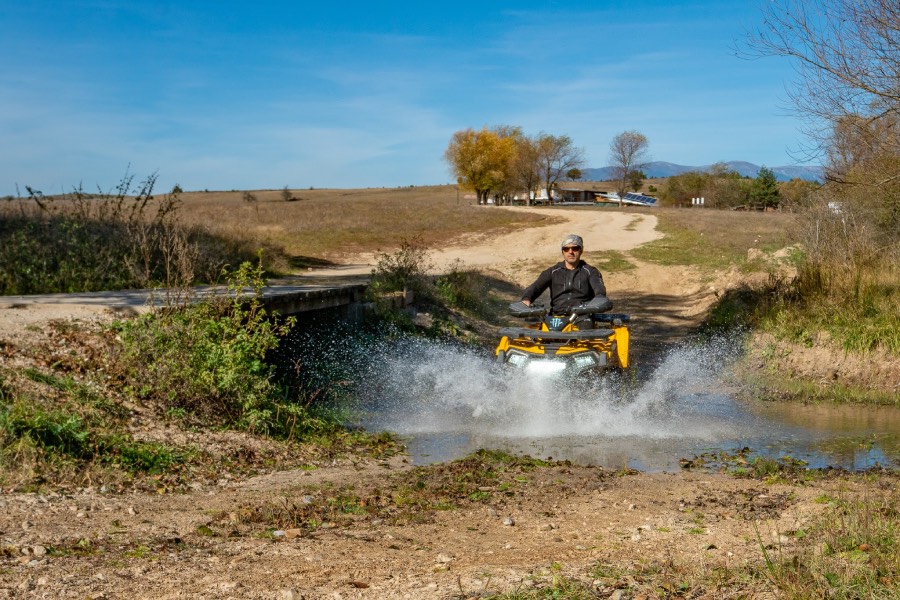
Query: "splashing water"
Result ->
[[288, 322, 900, 469], [354, 334, 747, 444]]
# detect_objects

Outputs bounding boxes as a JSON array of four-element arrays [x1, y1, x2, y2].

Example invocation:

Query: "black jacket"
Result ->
[[521, 261, 606, 313]]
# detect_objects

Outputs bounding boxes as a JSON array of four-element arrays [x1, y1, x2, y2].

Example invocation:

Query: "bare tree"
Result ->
[[743, 0, 899, 290], [536, 134, 584, 205], [609, 130, 650, 203], [742, 0, 900, 175]]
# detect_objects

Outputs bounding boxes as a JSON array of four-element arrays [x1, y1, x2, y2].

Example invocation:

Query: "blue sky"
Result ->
[[1, 0, 808, 195]]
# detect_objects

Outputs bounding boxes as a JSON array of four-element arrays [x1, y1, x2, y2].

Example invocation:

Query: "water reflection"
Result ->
[[398, 395, 900, 471]]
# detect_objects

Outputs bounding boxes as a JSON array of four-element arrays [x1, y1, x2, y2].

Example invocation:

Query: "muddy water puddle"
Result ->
[[349, 335, 900, 471]]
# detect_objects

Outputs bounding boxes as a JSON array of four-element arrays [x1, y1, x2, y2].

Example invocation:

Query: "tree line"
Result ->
[[444, 127, 652, 205], [660, 165, 819, 211], [444, 124, 814, 210], [443, 126, 583, 206]]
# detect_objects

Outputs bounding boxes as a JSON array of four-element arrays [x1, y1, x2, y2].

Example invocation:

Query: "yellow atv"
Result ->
[[494, 298, 630, 375]]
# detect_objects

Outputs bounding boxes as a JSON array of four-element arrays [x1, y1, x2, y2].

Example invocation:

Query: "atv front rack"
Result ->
[[498, 327, 615, 340]]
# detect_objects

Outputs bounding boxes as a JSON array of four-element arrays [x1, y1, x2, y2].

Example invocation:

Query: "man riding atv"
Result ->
[[496, 234, 628, 373], [521, 234, 608, 329]]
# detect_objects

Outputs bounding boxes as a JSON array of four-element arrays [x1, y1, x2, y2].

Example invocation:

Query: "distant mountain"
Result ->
[[581, 161, 824, 182]]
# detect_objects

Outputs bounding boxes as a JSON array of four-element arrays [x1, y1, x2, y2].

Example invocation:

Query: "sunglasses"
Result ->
[[562, 246, 582, 253]]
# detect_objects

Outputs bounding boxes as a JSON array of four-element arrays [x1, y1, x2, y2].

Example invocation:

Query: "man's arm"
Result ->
[[588, 265, 607, 298], [521, 267, 553, 306]]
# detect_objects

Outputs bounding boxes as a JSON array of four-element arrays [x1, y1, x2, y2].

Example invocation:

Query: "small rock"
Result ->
[[280, 590, 299, 600], [502, 517, 515, 526], [272, 530, 286, 539], [127, 506, 137, 515], [436, 553, 453, 563], [31, 546, 46, 558], [284, 529, 304, 539]]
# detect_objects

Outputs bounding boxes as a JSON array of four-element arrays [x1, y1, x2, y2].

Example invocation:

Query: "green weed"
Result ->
[[113, 258, 335, 437]]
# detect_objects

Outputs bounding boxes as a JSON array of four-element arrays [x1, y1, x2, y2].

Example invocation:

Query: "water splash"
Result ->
[[354, 333, 745, 443], [286, 322, 900, 470]]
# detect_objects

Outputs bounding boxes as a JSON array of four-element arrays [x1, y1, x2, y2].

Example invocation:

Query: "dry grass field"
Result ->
[[175, 182, 797, 275], [176, 185, 557, 267]]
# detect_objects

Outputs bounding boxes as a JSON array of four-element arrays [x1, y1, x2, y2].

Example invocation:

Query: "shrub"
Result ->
[[369, 236, 432, 298], [434, 260, 491, 316], [114, 259, 333, 437], [0, 171, 268, 295]]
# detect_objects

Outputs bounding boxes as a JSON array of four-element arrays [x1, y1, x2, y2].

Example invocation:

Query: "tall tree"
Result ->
[[744, 0, 900, 166], [744, 0, 900, 263], [536, 134, 584, 205], [444, 127, 518, 205], [609, 131, 650, 204], [512, 135, 542, 206], [749, 166, 781, 209]]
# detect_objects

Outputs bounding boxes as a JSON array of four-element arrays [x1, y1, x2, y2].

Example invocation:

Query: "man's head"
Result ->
[[561, 234, 583, 267]]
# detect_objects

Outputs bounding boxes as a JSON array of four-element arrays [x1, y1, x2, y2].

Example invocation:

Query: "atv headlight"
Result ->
[[506, 352, 529, 368], [573, 353, 599, 370], [525, 360, 567, 375]]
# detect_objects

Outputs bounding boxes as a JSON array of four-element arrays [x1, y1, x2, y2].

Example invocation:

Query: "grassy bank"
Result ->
[[626, 207, 898, 404]]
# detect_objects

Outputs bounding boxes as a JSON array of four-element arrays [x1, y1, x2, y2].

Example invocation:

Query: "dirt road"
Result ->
[[0, 206, 870, 599]]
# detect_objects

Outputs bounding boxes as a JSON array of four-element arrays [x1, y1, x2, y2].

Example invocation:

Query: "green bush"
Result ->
[[434, 261, 492, 317], [114, 259, 333, 437], [369, 237, 432, 298]]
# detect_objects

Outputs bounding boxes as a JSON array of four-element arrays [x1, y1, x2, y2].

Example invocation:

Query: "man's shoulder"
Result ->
[[542, 261, 566, 274]]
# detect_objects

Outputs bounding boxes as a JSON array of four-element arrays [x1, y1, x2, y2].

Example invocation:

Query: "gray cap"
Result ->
[[561, 234, 583, 248]]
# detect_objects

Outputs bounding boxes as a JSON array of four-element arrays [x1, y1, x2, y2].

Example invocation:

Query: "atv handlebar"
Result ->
[[509, 297, 624, 321], [508, 301, 549, 318], [570, 296, 613, 315]]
